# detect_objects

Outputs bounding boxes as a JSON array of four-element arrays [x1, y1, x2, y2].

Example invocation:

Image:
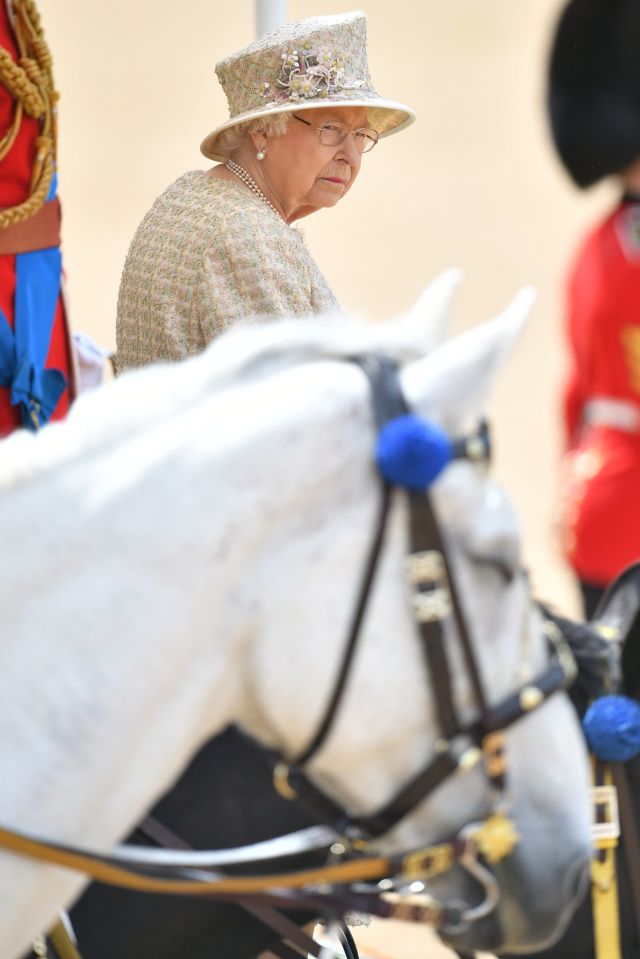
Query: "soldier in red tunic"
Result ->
[[550, 0, 640, 617], [0, 0, 74, 437]]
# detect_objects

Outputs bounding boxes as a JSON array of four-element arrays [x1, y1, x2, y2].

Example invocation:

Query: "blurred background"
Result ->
[[42, 0, 616, 616]]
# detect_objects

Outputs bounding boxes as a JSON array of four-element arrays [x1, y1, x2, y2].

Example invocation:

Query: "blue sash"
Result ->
[[0, 174, 67, 430]]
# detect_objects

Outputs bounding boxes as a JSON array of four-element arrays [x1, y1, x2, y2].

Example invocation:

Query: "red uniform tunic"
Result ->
[[0, 1, 72, 436], [560, 197, 640, 585]]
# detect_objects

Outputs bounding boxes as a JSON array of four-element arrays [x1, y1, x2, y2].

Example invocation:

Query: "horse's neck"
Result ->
[[0, 362, 374, 842], [0, 360, 386, 958]]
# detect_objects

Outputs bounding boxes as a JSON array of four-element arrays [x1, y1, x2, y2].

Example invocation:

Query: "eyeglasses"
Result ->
[[293, 114, 379, 154]]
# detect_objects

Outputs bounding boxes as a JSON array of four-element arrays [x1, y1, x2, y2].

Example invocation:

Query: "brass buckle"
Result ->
[[405, 551, 452, 623], [406, 551, 446, 583], [482, 731, 507, 779], [381, 890, 444, 925], [402, 842, 456, 880], [591, 784, 620, 848], [273, 763, 298, 801]]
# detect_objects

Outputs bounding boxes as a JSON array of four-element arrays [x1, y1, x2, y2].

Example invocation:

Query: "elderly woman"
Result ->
[[115, 11, 414, 370]]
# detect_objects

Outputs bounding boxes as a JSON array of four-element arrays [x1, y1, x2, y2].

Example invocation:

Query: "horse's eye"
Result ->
[[469, 553, 518, 584]]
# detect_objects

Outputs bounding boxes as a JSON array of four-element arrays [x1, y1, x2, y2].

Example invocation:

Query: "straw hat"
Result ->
[[548, 0, 640, 187], [201, 11, 415, 162]]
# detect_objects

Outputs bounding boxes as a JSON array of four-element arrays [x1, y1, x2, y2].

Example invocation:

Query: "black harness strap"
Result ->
[[408, 488, 464, 740], [290, 356, 403, 769], [292, 482, 392, 768], [139, 815, 327, 959]]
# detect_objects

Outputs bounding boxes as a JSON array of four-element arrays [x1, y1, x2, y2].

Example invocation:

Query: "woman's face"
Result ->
[[259, 106, 371, 217]]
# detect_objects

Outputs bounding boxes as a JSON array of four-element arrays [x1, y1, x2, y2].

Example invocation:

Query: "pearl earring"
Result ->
[[256, 149, 266, 160]]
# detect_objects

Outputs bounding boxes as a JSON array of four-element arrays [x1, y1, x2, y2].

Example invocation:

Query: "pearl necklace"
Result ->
[[225, 160, 283, 221]]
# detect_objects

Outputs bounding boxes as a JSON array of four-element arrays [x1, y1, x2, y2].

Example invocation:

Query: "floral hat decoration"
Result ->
[[200, 11, 415, 162]]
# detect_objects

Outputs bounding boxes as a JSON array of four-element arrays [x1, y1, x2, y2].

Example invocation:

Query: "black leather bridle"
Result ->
[[267, 356, 577, 858]]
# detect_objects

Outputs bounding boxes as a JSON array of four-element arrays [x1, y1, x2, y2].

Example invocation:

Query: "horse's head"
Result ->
[[242, 286, 592, 954]]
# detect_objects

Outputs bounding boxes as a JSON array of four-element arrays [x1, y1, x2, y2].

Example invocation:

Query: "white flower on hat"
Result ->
[[287, 71, 322, 100], [266, 44, 365, 105]]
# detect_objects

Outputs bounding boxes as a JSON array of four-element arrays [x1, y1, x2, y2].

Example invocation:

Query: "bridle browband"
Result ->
[[0, 354, 578, 941]]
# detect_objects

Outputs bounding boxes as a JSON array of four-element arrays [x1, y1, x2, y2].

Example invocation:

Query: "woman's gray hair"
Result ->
[[216, 114, 291, 158]]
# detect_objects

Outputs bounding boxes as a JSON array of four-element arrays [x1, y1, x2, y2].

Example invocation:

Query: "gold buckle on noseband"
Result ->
[[403, 842, 456, 881]]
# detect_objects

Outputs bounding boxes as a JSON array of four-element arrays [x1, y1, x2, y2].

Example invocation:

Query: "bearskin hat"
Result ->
[[548, 0, 640, 188]]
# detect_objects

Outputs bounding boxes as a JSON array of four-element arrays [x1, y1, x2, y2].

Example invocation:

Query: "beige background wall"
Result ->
[[41, 0, 615, 616]]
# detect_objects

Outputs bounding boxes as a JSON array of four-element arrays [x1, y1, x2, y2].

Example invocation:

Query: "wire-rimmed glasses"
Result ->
[[293, 114, 379, 154]]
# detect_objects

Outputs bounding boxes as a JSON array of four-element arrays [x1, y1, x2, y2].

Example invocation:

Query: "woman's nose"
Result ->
[[337, 133, 362, 164]]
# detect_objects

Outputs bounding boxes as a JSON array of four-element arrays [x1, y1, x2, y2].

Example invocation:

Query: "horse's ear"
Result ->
[[401, 286, 536, 430], [397, 268, 462, 351], [593, 563, 640, 699]]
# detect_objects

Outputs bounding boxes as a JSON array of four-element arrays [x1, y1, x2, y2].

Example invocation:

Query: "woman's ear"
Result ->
[[249, 131, 268, 159]]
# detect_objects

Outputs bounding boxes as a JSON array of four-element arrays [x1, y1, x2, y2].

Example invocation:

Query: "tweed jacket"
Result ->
[[116, 171, 339, 370]]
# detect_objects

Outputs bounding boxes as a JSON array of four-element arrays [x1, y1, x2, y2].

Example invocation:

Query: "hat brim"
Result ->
[[200, 96, 416, 162]]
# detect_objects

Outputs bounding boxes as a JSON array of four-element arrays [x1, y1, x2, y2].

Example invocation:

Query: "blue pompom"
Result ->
[[583, 695, 640, 762], [376, 414, 453, 491]]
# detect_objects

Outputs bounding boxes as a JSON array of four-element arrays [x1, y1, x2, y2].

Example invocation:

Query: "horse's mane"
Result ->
[[0, 313, 432, 493]]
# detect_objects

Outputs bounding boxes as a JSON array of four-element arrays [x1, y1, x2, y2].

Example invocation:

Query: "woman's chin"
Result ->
[[313, 182, 347, 205]]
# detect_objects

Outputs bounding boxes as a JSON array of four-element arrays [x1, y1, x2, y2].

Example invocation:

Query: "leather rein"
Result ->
[[0, 355, 578, 937]]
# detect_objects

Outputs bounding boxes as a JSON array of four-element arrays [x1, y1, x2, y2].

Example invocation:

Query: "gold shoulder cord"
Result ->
[[0, 0, 58, 228]]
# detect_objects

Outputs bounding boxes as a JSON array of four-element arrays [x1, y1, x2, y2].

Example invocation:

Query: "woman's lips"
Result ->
[[320, 177, 346, 185]]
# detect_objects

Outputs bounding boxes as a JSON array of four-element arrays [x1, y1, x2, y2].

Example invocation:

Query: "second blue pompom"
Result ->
[[376, 414, 453, 491], [583, 695, 640, 763]]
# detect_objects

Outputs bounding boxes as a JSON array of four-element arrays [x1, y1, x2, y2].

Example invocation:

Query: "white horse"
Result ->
[[0, 273, 591, 959]]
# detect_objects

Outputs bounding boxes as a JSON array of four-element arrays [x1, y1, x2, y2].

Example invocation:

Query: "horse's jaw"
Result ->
[[437, 841, 590, 956], [431, 690, 592, 955]]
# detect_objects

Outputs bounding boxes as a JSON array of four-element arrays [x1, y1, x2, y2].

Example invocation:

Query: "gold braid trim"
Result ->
[[0, 47, 44, 115], [0, 98, 21, 162], [17, 0, 43, 42], [0, 0, 58, 229]]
